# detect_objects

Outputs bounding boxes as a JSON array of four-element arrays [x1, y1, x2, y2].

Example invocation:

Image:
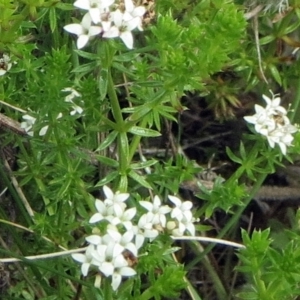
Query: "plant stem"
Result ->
[[289, 76, 300, 123], [103, 277, 113, 299]]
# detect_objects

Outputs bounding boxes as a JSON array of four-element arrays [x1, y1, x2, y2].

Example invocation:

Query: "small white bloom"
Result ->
[[62, 87, 81, 102], [244, 92, 298, 155], [103, 7, 144, 49], [103, 185, 130, 212], [168, 195, 193, 222], [70, 104, 84, 115], [110, 206, 136, 230], [137, 213, 159, 240], [74, 0, 115, 24], [105, 228, 137, 256], [64, 13, 102, 49], [0, 54, 12, 76], [72, 244, 97, 276], [21, 115, 36, 136], [139, 196, 171, 228], [111, 261, 136, 291], [89, 199, 113, 223], [38, 125, 49, 136]]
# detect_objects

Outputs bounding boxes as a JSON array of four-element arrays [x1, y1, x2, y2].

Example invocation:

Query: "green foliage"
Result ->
[[1, 0, 300, 299], [237, 228, 300, 299]]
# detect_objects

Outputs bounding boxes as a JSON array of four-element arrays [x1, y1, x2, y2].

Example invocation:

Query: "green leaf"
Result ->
[[268, 64, 282, 85], [259, 35, 276, 45], [99, 68, 108, 100], [72, 62, 99, 74], [226, 147, 242, 164], [128, 126, 161, 137], [96, 130, 118, 151], [130, 159, 157, 170], [96, 155, 119, 167], [95, 171, 118, 187], [74, 50, 99, 60], [49, 7, 56, 32], [128, 170, 152, 189], [119, 132, 129, 160]]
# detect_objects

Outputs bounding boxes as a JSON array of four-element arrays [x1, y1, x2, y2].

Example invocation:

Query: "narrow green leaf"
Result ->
[[259, 35, 276, 45], [129, 170, 152, 189], [226, 147, 242, 164], [269, 64, 282, 85], [96, 130, 118, 151], [128, 105, 152, 122], [119, 132, 129, 160], [130, 159, 157, 170], [74, 50, 99, 60], [95, 171, 118, 187], [99, 68, 108, 100], [129, 126, 161, 137], [72, 62, 98, 73], [96, 155, 119, 167], [49, 7, 56, 32]]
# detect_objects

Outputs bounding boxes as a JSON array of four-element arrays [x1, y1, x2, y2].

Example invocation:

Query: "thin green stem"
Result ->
[[107, 70, 124, 127], [289, 76, 300, 123], [103, 277, 113, 299], [128, 117, 148, 161]]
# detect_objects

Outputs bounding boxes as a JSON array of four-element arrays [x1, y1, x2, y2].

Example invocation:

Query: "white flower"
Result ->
[[244, 92, 298, 155], [139, 195, 171, 228], [105, 228, 137, 256], [110, 206, 136, 230], [103, 185, 130, 212], [74, 0, 115, 24], [64, 13, 102, 49], [263, 93, 287, 116], [266, 124, 297, 155], [72, 244, 97, 276], [103, 2, 145, 49], [244, 104, 276, 135], [137, 213, 159, 240], [111, 259, 136, 291], [168, 195, 193, 222], [0, 54, 12, 76], [62, 87, 81, 102], [21, 115, 36, 136], [62, 88, 83, 115], [89, 199, 114, 223]]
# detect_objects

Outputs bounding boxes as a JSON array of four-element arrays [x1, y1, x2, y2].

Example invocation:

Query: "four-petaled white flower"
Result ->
[[139, 195, 171, 227], [89, 198, 114, 223], [64, 13, 102, 49], [72, 244, 97, 276], [103, 185, 130, 212], [244, 92, 298, 155], [168, 195, 193, 222]]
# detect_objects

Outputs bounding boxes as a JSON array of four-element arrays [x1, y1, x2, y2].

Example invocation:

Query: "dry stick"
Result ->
[[171, 236, 245, 249], [0, 247, 88, 263], [2, 158, 35, 217], [253, 12, 269, 84]]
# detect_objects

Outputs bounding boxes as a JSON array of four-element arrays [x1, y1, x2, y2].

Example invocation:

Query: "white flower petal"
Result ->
[[111, 273, 122, 291]]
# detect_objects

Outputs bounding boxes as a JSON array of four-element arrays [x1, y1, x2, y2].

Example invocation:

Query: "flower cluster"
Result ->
[[72, 185, 197, 290], [244, 92, 298, 155], [64, 0, 146, 49], [21, 88, 83, 136], [0, 54, 12, 76]]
